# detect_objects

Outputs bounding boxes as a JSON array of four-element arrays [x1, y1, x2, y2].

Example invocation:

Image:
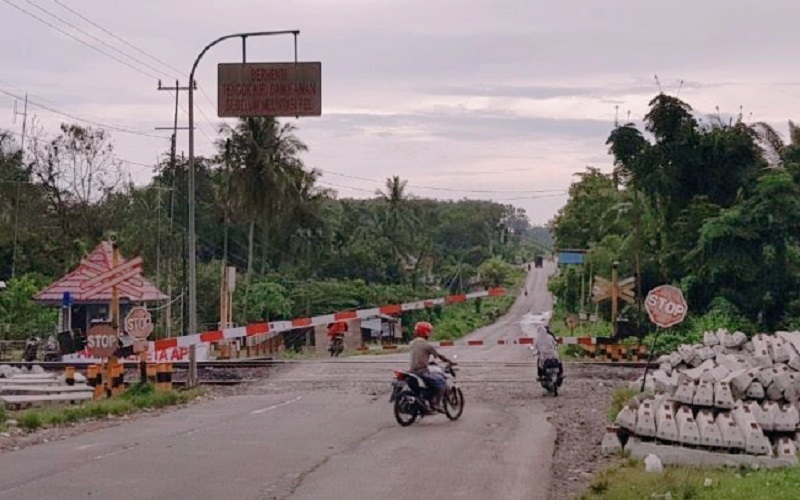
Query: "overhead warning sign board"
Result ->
[[217, 62, 322, 117]]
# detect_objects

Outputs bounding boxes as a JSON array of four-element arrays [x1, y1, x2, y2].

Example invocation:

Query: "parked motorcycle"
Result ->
[[389, 357, 464, 426], [23, 336, 40, 362], [43, 336, 61, 362], [328, 335, 344, 357]]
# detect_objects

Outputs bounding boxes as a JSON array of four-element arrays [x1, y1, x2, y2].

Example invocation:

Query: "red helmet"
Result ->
[[414, 321, 433, 338]]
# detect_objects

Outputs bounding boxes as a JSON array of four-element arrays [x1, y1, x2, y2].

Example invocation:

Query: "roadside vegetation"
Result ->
[[549, 93, 800, 346], [606, 386, 640, 422], [0, 121, 552, 338], [582, 458, 800, 500], [7, 384, 203, 432]]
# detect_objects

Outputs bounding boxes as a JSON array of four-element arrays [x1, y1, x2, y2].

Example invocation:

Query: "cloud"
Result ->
[[2, 0, 800, 226]]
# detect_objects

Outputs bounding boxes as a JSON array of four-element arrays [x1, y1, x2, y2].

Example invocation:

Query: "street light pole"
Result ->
[[186, 30, 299, 386]]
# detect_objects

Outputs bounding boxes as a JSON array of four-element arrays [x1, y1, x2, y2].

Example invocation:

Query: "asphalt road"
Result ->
[[0, 262, 558, 500]]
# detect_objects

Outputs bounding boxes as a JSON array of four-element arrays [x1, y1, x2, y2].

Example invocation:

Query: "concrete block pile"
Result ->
[[609, 330, 800, 463]]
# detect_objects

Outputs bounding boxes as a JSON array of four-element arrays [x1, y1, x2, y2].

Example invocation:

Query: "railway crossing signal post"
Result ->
[[591, 261, 636, 336]]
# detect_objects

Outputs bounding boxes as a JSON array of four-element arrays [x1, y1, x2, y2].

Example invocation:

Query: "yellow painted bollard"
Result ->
[[156, 363, 173, 392], [88, 364, 103, 400], [113, 362, 124, 396], [109, 363, 118, 396], [165, 363, 172, 390], [146, 363, 157, 385], [155, 363, 165, 392], [65, 366, 75, 386]]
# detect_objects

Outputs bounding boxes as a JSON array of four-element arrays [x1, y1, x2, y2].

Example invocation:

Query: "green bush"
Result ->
[[608, 386, 641, 422], [18, 411, 42, 431]]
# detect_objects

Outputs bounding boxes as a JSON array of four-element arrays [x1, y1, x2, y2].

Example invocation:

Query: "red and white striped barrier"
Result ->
[[151, 287, 506, 352]]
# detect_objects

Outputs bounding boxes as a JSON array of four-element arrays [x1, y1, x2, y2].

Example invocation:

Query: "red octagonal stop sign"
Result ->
[[645, 285, 688, 328]]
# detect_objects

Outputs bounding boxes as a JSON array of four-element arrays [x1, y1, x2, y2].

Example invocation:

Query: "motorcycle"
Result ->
[[539, 358, 563, 397], [389, 356, 464, 426], [328, 335, 344, 357], [23, 336, 40, 362], [43, 336, 61, 362]]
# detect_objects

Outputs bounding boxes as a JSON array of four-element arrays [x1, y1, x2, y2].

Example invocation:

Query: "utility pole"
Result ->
[[611, 261, 619, 336], [156, 80, 195, 383], [10, 94, 28, 279], [634, 190, 644, 337]]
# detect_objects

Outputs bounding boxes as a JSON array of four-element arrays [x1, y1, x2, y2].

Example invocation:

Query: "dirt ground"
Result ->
[[542, 364, 642, 500]]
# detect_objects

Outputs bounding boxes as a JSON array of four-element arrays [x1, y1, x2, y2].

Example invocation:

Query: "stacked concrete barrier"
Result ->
[[607, 329, 800, 463]]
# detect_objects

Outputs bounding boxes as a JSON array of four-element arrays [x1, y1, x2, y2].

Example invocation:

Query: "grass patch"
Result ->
[[549, 308, 614, 338], [433, 294, 516, 341], [14, 384, 203, 431], [608, 386, 640, 422], [349, 346, 410, 356], [581, 460, 800, 500]]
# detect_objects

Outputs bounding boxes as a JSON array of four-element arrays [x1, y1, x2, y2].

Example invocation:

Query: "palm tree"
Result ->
[[216, 117, 308, 281], [376, 176, 418, 282], [752, 120, 800, 168]]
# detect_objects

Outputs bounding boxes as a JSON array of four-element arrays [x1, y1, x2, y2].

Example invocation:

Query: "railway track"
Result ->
[[0, 358, 651, 370]]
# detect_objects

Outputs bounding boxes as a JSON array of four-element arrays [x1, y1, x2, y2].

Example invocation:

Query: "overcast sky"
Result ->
[[2, 0, 800, 225]]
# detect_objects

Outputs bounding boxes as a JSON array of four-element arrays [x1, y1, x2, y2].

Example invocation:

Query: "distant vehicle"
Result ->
[[534, 256, 543, 268]]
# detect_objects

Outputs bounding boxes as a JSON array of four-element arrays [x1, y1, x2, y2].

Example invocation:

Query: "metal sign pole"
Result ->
[[186, 30, 299, 387], [640, 326, 660, 392]]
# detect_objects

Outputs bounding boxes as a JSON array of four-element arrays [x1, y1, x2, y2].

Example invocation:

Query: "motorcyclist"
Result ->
[[534, 324, 563, 384], [409, 321, 455, 411], [327, 321, 347, 354], [23, 335, 40, 362]]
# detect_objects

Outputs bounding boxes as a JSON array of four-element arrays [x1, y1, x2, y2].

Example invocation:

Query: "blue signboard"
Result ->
[[62, 292, 72, 307], [558, 251, 585, 265]]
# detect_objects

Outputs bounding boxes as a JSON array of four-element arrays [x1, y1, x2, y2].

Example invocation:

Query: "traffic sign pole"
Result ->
[[611, 261, 618, 336], [641, 326, 660, 392], [640, 285, 688, 392], [187, 30, 301, 389]]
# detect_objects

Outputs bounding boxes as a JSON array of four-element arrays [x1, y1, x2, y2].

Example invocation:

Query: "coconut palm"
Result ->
[[216, 117, 308, 280]]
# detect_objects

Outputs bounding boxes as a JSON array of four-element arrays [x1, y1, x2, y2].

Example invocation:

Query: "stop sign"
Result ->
[[125, 307, 154, 340], [87, 324, 119, 357], [645, 285, 688, 328]]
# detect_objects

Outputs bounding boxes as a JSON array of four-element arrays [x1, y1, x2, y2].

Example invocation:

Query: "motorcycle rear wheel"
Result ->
[[444, 387, 464, 420], [394, 393, 419, 426]]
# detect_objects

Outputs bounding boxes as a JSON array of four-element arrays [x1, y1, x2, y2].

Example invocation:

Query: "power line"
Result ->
[[0, 87, 169, 140], [3, 1, 219, 143], [2, 127, 159, 173], [50, 0, 184, 77], [0, 76, 163, 139], [2, 0, 160, 81], [318, 179, 567, 202], [43, 0, 225, 144], [316, 168, 567, 194], [22, 0, 172, 80]]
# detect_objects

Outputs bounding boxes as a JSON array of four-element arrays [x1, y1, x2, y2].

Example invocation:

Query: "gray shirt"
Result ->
[[409, 337, 439, 373]]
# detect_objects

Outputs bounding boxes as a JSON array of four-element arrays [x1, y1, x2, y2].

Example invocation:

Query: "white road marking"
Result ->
[[251, 396, 303, 415], [93, 446, 134, 460], [75, 444, 97, 451]]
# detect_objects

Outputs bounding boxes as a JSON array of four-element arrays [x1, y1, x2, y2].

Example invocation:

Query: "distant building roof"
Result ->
[[34, 242, 168, 305]]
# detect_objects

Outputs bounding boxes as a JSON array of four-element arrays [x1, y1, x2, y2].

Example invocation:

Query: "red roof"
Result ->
[[35, 242, 168, 305]]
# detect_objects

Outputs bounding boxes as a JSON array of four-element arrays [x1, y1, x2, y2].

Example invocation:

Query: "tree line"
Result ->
[[0, 118, 549, 337], [550, 93, 800, 336]]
